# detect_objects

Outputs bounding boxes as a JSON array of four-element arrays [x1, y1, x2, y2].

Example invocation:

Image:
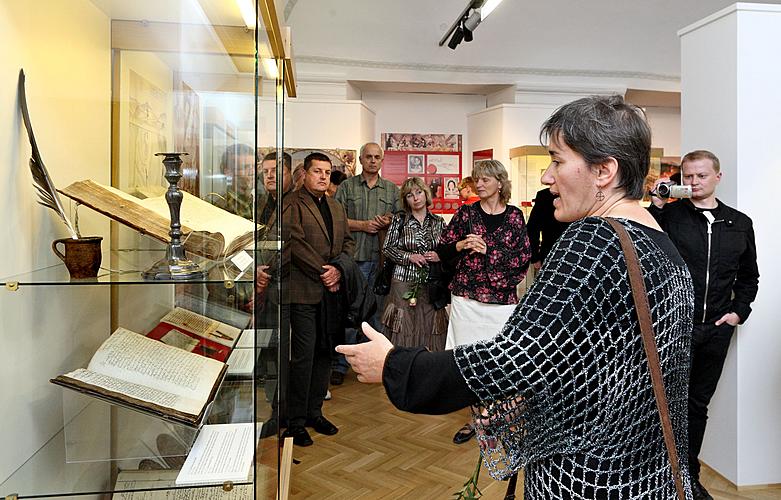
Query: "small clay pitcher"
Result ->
[[51, 236, 103, 279]]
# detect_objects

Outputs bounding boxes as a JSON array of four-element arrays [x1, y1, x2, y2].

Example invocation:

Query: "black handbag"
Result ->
[[373, 260, 394, 296], [427, 261, 453, 310], [373, 212, 405, 296]]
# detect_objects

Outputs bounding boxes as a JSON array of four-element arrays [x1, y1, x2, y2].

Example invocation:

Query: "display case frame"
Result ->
[[1, 1, 293, 498]]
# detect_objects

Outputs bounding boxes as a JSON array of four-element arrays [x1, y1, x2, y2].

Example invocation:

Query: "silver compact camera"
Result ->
[[650, 181, 692, 199]]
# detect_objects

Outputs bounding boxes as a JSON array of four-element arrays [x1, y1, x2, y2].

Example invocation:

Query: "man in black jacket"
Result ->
[[649, 150, 759, 500], [526, 187, 570, 270]]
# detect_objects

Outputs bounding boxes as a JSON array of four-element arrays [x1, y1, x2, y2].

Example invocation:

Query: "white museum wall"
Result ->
[[730, 5, 781, 486], [645, 106, 681, 158], [259, 97, 375, 168], [681, 6, 740, 484], [681, 3, 781, 486], [0, 0, 111, 488], [467, 105, 505, 173]]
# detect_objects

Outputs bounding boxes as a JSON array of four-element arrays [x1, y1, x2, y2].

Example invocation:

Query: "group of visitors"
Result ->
[[216, 94, 759, 500]]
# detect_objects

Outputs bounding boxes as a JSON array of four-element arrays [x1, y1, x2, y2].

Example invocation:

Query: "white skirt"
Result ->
[[445, 295, 517, 349]]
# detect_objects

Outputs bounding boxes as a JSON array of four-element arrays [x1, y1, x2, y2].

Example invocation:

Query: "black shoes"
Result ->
[[281, 425, 313, 447], [281, 416, 338, 446], [330, 371, 345, 385], [306, 415, 339, 436], [452, 423, 476, 444], [691, 480, 713, 500], [259, 418, 278, 439]]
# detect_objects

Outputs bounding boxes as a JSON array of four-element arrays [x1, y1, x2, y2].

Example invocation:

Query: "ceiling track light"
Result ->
[[438, 0, 502, 50], [447, 25, 465, 49]]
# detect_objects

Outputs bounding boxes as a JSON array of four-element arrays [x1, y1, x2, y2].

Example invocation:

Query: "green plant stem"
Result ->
[[454, 454, 483, 499]]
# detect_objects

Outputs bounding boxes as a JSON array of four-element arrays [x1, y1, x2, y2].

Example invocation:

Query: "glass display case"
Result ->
[[510, 145, 665, 211], [1, 1, 291, 498]]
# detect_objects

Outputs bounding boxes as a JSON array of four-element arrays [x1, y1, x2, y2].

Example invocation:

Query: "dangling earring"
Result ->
[[595, 189, 605, 202]]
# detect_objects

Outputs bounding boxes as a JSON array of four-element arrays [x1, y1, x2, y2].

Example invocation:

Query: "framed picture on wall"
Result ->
[[443, 177, 460, 199], [407, 154, 425, 174], [427, 154, 459, 175]]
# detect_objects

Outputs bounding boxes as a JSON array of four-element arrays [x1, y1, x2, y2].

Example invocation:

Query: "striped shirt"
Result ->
[[383, 211, 446, 282], [335, 175, 400, 262]]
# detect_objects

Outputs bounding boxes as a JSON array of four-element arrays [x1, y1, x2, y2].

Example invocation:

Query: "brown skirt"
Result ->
[[381, 279, 448, 352]]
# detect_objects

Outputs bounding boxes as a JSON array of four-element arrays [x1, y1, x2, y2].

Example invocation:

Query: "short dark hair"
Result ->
[[330, 170, 347, 185], [220, 143, 256, 173], [262, 151, 292, 171], [304, 152, 332, 171], [682, 150, 721, 174], [540, 95, 651, 200]]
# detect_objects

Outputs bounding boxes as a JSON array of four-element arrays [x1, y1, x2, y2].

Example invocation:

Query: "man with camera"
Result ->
[[649, 149, 759, 500]]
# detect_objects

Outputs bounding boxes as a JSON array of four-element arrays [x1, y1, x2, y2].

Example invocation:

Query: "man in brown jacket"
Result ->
[[281, 152, 355, 446]]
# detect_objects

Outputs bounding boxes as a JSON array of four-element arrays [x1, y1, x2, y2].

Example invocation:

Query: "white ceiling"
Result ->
[[88, 0, 781, 92], [283, 0, 781, 87]]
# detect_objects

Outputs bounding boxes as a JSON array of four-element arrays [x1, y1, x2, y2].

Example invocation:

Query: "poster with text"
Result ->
[[426, 154, 460, 175]]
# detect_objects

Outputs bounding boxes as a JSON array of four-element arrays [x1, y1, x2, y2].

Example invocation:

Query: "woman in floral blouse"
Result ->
[[381, 177, 448, 351], [437, 159, 531, 443]]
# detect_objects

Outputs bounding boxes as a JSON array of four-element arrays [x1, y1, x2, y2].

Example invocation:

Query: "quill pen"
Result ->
[[18, 69, 79, 239]]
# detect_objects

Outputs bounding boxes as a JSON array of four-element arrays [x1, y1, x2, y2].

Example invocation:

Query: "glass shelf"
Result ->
[[1, 250, 255, 288], [0, 384, 269, 499]]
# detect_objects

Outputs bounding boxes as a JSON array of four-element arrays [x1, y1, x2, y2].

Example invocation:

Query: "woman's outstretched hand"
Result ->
[[335, 322, 393, 383]]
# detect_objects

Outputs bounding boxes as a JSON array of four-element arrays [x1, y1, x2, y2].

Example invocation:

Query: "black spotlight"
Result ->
[[448, 25, 464, 49], [463, 24, 473, 42]]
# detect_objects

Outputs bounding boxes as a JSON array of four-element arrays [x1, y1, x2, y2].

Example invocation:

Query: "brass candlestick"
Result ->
[[142, 152, 205, 280]]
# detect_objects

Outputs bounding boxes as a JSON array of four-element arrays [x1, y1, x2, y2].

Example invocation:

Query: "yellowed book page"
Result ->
[[114, 470, 253, 499], [136, 191, 256, 252], [59, 180, 257, 259], [85, 329, 224, 409], [161, 308, 240, 348], [98, 182, 255, 252], [63, 368, 204, 416]]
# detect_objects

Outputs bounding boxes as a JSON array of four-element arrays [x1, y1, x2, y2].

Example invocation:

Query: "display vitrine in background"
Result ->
[[1, 0, 292, 498]]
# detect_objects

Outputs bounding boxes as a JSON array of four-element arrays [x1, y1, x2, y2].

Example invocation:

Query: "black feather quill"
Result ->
[[18, 69, 79, 239]]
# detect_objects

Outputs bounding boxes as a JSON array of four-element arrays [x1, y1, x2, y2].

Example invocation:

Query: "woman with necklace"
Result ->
[[436, 159, 532, 444], [381, 177, 448, 351], [338, 95, 695, 499]]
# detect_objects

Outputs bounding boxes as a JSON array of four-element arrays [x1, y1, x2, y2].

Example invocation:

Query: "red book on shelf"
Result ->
[[146, 308, 242, 362]]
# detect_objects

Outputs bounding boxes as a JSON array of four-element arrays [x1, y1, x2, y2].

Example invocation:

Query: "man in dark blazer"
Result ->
[[281, 152, 355, 446]]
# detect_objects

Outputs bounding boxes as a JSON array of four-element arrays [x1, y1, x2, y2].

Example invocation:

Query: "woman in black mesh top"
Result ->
[[337, 95, 695, 499]]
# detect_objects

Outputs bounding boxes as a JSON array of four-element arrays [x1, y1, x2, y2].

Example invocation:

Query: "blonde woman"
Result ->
[[381, 177, 448, 351], [437, 160, 531, 443]]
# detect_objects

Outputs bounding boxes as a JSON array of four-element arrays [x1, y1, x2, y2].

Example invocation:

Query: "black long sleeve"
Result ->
[[382, 347, 477, 414]]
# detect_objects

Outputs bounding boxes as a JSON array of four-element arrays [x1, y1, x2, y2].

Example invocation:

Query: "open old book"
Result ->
[[51, 328, 228, 427], [146, 307, 243, 363], [59, 180, 259, 260]]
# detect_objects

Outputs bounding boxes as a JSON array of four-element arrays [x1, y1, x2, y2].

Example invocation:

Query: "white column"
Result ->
[[679, 3, 781, 487]]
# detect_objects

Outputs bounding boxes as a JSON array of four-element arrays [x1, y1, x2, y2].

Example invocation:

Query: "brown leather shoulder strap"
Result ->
[[604, 218, 686, 500]]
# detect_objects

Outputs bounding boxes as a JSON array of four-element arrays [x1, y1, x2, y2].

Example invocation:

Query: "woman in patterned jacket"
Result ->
[[381, 177, 448, 351], [338, 95, 695, 499], [437, 159, 531, 444]]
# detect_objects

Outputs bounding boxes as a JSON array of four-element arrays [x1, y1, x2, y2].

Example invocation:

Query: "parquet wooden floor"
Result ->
[[258, 372, 781, 499]]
